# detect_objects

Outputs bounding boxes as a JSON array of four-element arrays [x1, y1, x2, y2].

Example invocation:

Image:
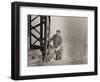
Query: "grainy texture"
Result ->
[[28, 15, 88, 66]]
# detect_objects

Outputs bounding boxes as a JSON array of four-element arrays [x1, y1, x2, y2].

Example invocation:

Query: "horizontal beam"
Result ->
[[30, 45, 44, 49]]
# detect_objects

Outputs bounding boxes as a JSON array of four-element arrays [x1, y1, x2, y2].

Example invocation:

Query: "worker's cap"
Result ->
[[56, 30, 61, 33]]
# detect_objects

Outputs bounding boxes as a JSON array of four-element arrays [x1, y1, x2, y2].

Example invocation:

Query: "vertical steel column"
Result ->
[[47, 16, 51, 54], [44, 16, 47, 57], [28, 15, 31, 49], [40, 16, 43, 47], [28, 15, 51, 61]]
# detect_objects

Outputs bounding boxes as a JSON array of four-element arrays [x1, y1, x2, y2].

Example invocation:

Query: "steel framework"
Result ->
[[28, 15, 51, 60]]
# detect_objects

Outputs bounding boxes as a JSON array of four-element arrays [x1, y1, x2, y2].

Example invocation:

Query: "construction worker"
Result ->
[[50, 30, 62, 60]]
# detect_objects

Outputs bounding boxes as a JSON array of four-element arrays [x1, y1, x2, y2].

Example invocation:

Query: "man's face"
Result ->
[[56, 32, 60, 36]]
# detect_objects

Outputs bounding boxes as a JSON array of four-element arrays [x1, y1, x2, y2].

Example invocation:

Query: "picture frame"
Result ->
[[11, 1, 98, 80]]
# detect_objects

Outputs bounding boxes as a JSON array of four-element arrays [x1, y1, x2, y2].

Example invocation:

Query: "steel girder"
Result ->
[[28, 15, 51, 58]]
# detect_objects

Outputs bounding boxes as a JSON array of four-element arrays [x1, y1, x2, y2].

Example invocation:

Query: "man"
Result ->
[[50, 30, 62, 60]]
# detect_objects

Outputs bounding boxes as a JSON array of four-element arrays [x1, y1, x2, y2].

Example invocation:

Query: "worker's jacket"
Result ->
[[50, 34, 62, 48]]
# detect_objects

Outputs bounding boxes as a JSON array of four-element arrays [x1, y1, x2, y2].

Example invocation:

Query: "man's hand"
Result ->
[[56, 46, 60, 51]]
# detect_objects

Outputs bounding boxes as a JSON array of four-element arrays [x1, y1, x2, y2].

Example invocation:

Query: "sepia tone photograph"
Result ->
[[27, 15, 88, 66], [11, 2, 97, 80]]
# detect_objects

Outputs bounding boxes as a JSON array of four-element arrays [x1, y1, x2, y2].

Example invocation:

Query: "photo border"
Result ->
[[11, 1, 98, 80]]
